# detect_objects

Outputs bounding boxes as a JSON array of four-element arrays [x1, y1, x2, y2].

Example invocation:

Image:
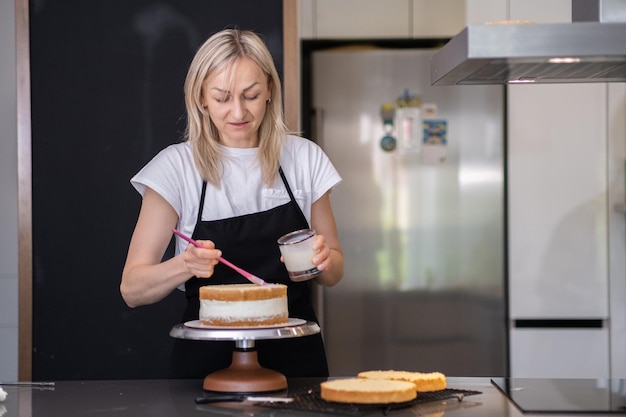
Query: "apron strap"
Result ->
[[279, 166, 309, 228], [196, 181, 208, 224]]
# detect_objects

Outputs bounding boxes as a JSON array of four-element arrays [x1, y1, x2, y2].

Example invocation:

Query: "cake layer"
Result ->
[[320, 378, 417, 404], [357, 370, 447, 392], [199, 283, 286, 301]]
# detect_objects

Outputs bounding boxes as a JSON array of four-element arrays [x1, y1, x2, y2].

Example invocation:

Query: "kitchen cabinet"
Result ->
[[509, 0, 571, 23], [510, 328, 610, 378], [299, 0, 465, 39], [298, 0, 570, 40], [466, 0, 569, 25], [508, 84, 609, 320], [311, 0, 411, 38], [507, 82, 612, 379], [412, 0, 467, 38], [465, 0, 507, 24]]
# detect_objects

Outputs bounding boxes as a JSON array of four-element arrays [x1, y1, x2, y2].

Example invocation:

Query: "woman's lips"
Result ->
[[230, 121, 249, 128]]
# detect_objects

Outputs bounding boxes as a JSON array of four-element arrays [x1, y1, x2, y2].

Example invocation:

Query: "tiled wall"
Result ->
[[0, 0, 18, 381]]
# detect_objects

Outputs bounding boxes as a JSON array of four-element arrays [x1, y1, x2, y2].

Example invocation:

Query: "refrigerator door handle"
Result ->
[[614, 202, 626, 213], [513, 318, 607, 328]]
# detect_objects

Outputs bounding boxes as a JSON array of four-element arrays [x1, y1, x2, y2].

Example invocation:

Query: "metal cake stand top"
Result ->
[[170, 319, 320, 348]]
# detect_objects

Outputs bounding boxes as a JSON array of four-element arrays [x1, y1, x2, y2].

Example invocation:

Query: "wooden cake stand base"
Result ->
[[203, 348, 287, 393]]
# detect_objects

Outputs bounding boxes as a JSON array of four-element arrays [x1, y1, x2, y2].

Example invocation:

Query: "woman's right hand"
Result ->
[[181, 240, 222, 278], [121, 188, 219, 308]]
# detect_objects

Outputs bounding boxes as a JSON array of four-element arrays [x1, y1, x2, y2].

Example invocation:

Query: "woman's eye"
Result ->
[[212, 94, 258, 103]]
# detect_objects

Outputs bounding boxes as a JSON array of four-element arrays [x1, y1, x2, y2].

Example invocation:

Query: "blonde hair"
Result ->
[[183, 29, 287, 186]]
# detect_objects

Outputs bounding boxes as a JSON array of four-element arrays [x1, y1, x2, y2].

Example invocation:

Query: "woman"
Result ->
[[120, 29, 343, 378]]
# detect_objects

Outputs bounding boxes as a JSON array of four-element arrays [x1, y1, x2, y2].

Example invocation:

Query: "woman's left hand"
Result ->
[[312, 234, 332, 272]]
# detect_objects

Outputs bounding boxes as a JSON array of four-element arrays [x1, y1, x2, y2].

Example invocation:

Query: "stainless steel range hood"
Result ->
[[431, 0, 626, 85]]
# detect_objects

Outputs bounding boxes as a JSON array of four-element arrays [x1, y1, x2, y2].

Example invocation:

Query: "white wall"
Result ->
[[0, 0, 19, 382]]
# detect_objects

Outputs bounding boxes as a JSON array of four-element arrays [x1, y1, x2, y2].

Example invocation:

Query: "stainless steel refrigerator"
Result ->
[[310, 47, 507, 377]]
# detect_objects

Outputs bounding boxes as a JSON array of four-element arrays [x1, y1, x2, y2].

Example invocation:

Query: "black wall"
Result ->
[[30, 0, 283, 380]]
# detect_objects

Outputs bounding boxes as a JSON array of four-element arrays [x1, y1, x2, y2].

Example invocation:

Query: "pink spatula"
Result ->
[[172, 229, 267, 286]]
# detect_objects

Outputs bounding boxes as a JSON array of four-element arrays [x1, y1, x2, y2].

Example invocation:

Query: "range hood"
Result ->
[[431, 0, 626, 85]]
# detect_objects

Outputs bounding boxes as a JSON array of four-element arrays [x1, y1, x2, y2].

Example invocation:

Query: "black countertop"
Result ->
[[1, 377, 624, 417]]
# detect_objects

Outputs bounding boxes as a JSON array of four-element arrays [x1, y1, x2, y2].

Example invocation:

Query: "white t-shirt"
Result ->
[[131, 135, 342, 256]]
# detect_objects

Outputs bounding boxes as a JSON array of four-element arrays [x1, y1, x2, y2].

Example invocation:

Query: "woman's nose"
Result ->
[[231, 97, 246, 118]]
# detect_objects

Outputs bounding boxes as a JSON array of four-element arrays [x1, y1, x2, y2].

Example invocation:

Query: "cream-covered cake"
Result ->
[[199, 283, 288, 326]]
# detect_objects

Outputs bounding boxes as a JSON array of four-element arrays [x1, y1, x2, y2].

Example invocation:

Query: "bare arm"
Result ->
[[120, 188, 221, 307], [310, 190, 344, 287]]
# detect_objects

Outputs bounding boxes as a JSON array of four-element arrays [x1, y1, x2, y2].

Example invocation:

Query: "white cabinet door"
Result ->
[[510, 328, 610, 378], [412, 0, 466, 38], [510, 0, 571, 23], [508, 84, 609, 319], [466, 0, 569, 24], [302, 0, 467, 39], [314, 0, 411, 38], [465, 0, 507, 24]]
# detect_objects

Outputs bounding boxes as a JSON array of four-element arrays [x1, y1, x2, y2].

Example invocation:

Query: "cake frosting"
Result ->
[[199, 283, 288, 326]]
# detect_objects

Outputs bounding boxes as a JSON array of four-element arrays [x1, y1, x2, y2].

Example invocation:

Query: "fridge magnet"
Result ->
[[395, 89, 422, 153], [422, 102, 438, 119], [379, 103, 397, 152], [421, 119, 448, 164]]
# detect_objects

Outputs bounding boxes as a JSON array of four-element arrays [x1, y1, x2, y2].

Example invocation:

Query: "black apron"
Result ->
[[168, 168, 329, 378]]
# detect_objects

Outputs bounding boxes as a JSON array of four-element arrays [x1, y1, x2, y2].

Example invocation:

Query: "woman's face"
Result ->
[[202, 57, 271, 148]]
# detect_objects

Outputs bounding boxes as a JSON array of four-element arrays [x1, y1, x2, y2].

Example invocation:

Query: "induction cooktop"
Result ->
[[491, 378, 626, 414]]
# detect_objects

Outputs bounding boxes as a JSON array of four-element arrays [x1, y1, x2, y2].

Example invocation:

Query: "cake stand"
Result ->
[[170, 319, 320, 393]]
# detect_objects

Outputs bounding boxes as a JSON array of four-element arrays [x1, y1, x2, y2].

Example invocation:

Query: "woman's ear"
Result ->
[[266, 78, 273, 103], [200, 87, 209, 108]]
